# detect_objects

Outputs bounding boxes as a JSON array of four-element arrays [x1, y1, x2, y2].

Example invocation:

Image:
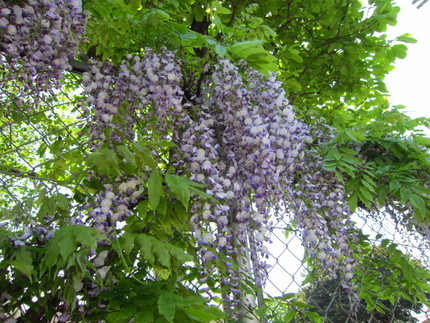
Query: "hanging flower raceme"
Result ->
[[81, 48, 185, 149], [85, 177, 143, 237], [0, 0, 87, 93], [176, 59, 312, 312], [291, 156, 359, 295], [175, 59, 362, 316], [78, 48, 187, 313], [74, 176, 144, 312]]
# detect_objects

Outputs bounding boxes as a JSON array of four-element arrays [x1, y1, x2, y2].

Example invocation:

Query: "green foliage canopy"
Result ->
[[0, 0, 429, 322]]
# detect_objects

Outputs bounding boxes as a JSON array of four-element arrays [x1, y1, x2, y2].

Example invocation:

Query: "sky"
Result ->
[[385, 3, 430, 320], [385, 1, 430, 121]]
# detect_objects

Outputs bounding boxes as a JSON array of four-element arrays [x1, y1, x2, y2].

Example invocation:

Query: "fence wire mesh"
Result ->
[[1, 79, 429, 322], [0, 84, 87, 217], [263, 211, 430, 322]]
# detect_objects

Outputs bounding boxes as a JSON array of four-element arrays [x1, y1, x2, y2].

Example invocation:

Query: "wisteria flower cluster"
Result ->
[[81, 52, 360, 317], [0, 0, 364, 319], [70, 176, 145, 313], [175, 59, 312, 310], [86, 177, 143, 237], [0, 0, 87, 93], [81, 48, 185, 149], [290, 151, 359, 303], [174, 59, 363, 315]]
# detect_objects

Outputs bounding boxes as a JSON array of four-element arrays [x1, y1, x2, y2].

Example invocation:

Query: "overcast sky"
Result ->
[[385, 2, 430, 120]]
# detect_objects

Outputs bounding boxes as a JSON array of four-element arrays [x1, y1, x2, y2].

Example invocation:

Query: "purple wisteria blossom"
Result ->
[[290, 151, 359, 306], [81, 50, 360, 317], [0, 0, 87, 93], [81, 48, 185, 149], [175, 59, 312, 311], [175, 59, 360, 314], [86, 177, 142, 236]]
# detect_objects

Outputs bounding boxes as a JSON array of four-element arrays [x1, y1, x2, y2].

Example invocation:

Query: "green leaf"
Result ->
[[157, 198, 168, 215], [400, 187, 412, 204], [11, 248, 34, 281], [72, 250, 88, 273], [183, 305, 226, 321], [133, 143, 157, 171], [42, 243, 60, 271], [391, 44, 407, 59], [102, 149, 121, 174], [64, 280, 76, 310], [284, 47, 303, 63], [73, 226, 104, 250], [117, 145, 137, 167], [43, 226, 104, 271], [148, 171, 162, 209], [211, 1, 231, 15], [137, 235, 156, 266], [49, 139, 64, 155], [72, 272, 82, 292], [135, 310, 155, 322], [177, 295, 208, 306], [399, 257, 414, 282], [409, 194, 427, 220], [165, 174, 191, 210], [304, 310, 323, 323], [277, 293, 297, 300], [389, 179, 401, 192], [154, 266, 170, 280], [120, 232, 136, 256], [215, 43, 227, 57], [158, 295, 176, 322], [380, 239, 390, 248], [396, 34, 417, 44], [164, 243, 192, 264], [283, 310, 297, 322], [153, 240, 171, 268], [411, 185, 430, 197], [358, 186, 374, 206], [55, 193, 70, 211], [189, 186, 214, 201], [284, 79, 302, 92], [414, 136, 430, 148], [86, 148, 121, 176], [347, 130, 366, 141], [119, 304, 137, 320], [58, 229, 76, 260], [135, 234, 190, 268], [376, 185, 387, 205], [228, 40, 278, 75], [147, 140, 176, 148], [212, 14, 224, 31], [136, 200, 149, 219], [348, 192, 358, 212], [290, 301, 314, 309], [360, 178, 376, 193], [409, 194, 426, 210]]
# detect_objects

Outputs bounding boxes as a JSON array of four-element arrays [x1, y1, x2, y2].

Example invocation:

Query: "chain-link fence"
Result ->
[[1, 80, 429, 322], [262, 209, 430, 322], [412, 0, 429, 9]]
